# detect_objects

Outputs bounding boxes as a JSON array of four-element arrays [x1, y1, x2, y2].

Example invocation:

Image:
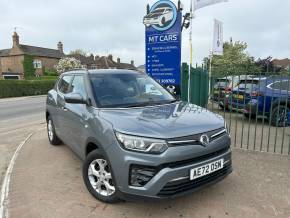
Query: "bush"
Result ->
[[23, 55, 36, 79], [27, 76, 58, 81], [44, 69, 58, 77], [0, 80, 57, 98]]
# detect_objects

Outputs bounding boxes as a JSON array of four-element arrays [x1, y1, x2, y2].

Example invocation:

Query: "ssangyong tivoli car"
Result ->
[[46, 69, 232, 203]]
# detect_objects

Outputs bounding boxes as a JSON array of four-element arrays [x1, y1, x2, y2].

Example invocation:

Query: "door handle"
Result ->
[[61, 106, 68, 112]]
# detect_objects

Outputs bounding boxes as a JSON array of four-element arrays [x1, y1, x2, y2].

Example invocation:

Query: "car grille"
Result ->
[[167, 128, 227, 147], [157, 164, 231, 197], [160, 146, 230, 169]]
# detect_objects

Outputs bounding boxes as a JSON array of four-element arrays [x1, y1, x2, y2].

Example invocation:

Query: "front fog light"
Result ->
[[115, 132, 168, 154], [130, 165, 157, 187], [224, 121, 231, 138]]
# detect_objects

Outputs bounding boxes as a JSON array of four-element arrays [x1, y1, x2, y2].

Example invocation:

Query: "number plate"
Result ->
[[233, 94, 244, 100], [190, 159, 224, 180]]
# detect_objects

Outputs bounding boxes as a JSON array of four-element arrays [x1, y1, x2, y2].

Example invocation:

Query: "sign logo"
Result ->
[[143, 0, 177, 31], [200, 134, 210, 147]]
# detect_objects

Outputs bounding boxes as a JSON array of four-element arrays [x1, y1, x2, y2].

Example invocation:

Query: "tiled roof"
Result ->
[[68, 54, 136, 70], [0, 45, 64, 58], [272, 58, 290, 67], [0, 49, 11, 57], [19, 44, 64, 58]]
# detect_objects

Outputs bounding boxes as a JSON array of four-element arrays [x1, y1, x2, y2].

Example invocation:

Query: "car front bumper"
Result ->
[[106, 135, 232, 199], [230, 99, 259, 114]]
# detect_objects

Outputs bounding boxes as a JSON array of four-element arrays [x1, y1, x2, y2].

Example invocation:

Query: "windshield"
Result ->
[[236, 80, 260, 91], [214, 79, 229, 88], [90, 73, 175, 108]]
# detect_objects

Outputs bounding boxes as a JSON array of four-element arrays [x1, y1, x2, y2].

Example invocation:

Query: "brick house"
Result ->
[[0, 32, 64, 79], [0, 32, 138, 80], [67, 54, 137, 70], [272, 58, 290, 71]]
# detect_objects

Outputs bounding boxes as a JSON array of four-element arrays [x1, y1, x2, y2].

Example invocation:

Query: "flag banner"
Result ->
[[194, 0, 227, 10], [213, 19, 223, 55]]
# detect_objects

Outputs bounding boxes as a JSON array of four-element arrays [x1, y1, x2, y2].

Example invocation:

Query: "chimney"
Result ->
[[131, 60, 135, 66], [108, 54, 113, 61], [57, 41, 63, 53], [12, 32, 19, 47], [117, 57, 120, 64]]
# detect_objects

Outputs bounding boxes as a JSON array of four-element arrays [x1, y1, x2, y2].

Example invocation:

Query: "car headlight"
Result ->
[[115, 132, 168, 154], [224, 121, 231, 137]]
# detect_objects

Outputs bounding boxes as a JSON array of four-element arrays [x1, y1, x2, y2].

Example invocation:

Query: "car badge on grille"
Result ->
[[200, 134, 209, 147]]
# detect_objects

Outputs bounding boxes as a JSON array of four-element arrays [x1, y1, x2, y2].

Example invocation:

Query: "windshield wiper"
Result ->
[[125, 99, 178, 108], [124, 102, 153, 108]]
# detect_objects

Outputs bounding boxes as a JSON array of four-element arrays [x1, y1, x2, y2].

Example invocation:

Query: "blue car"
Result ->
[[229, 76, 290, 127]]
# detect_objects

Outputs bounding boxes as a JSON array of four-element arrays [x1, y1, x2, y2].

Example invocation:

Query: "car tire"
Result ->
[[47, 116, 62, 145], [244, 113, 256, 119], [82, 150, 120, 203], [271, 105, 289, 127]]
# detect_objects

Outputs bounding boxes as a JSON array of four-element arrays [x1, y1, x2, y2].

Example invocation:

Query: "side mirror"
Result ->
[[166, 85, 180, 100], [64, 93, 87, 104], [166, 85, 176, 95]]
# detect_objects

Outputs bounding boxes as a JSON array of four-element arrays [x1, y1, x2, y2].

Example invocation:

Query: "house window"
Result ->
[[90, 64, 97, 69], [3, 75, 20, 80], [33, 60, 42, 69]]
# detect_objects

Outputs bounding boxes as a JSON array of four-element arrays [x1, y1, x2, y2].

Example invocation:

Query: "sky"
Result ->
[[0, 0, 289, 67]]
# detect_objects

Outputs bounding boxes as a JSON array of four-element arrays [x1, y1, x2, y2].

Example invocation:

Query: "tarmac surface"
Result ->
[[0, 96, 46, 194], [6, 129, 290, 218]]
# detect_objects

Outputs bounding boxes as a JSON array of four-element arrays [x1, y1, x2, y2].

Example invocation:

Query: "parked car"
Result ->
[[230, 76, 290, 127], [143, 7, 174, 27], [46, 69, 232, 203], [211, 75, 254, 109]]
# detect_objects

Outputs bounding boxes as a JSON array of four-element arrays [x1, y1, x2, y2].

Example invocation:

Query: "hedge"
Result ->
[[0, 79, 57, 98]]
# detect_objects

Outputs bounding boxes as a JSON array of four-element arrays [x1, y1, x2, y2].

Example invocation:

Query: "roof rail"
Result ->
[[64, 68, 89, 73]]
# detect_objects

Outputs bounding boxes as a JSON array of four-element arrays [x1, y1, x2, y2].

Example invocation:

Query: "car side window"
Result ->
[[58, 75, 73, 94], [280, 81, 289, 91], [71, 75, 86, 98], [270, 81, 290, 91]]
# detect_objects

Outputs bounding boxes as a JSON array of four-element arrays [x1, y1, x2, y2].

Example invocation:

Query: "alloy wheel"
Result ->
[[47, 120, 54, 141], [276, 107, 288, 126], [88, 159, 115, 196]]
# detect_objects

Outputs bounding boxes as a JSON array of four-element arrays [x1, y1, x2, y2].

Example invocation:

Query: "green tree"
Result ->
[[205, 41, 260, 77], [22, 55, 35, 79], [69, 49, 87, 56]]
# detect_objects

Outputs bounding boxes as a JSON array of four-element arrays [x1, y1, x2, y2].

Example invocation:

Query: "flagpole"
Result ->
[[208, 50, 213, 98], [188, 0, 195, 102]]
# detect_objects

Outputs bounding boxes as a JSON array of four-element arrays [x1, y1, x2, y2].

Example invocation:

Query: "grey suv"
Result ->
[[46, 69, 232, 203]]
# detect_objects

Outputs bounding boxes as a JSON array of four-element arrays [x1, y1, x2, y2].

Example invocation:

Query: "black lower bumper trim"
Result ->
[[157, 164, 232, 197]]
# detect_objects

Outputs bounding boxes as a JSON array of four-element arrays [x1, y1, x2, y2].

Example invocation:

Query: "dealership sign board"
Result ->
[[143, 0, 182, 89]]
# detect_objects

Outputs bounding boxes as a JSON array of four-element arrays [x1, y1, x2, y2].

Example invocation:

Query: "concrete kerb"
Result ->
[[0, 132, 34, 218], [0, 95, 47, 103]]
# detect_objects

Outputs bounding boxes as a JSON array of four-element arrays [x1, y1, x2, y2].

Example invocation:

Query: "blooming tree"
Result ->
[[55, 57, 82, 74]]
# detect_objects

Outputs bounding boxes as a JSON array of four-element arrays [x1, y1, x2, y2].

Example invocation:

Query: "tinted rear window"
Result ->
[[214, 79, 229, 88], [237, 80, 261, 91], [269, 80, 290, 91]]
